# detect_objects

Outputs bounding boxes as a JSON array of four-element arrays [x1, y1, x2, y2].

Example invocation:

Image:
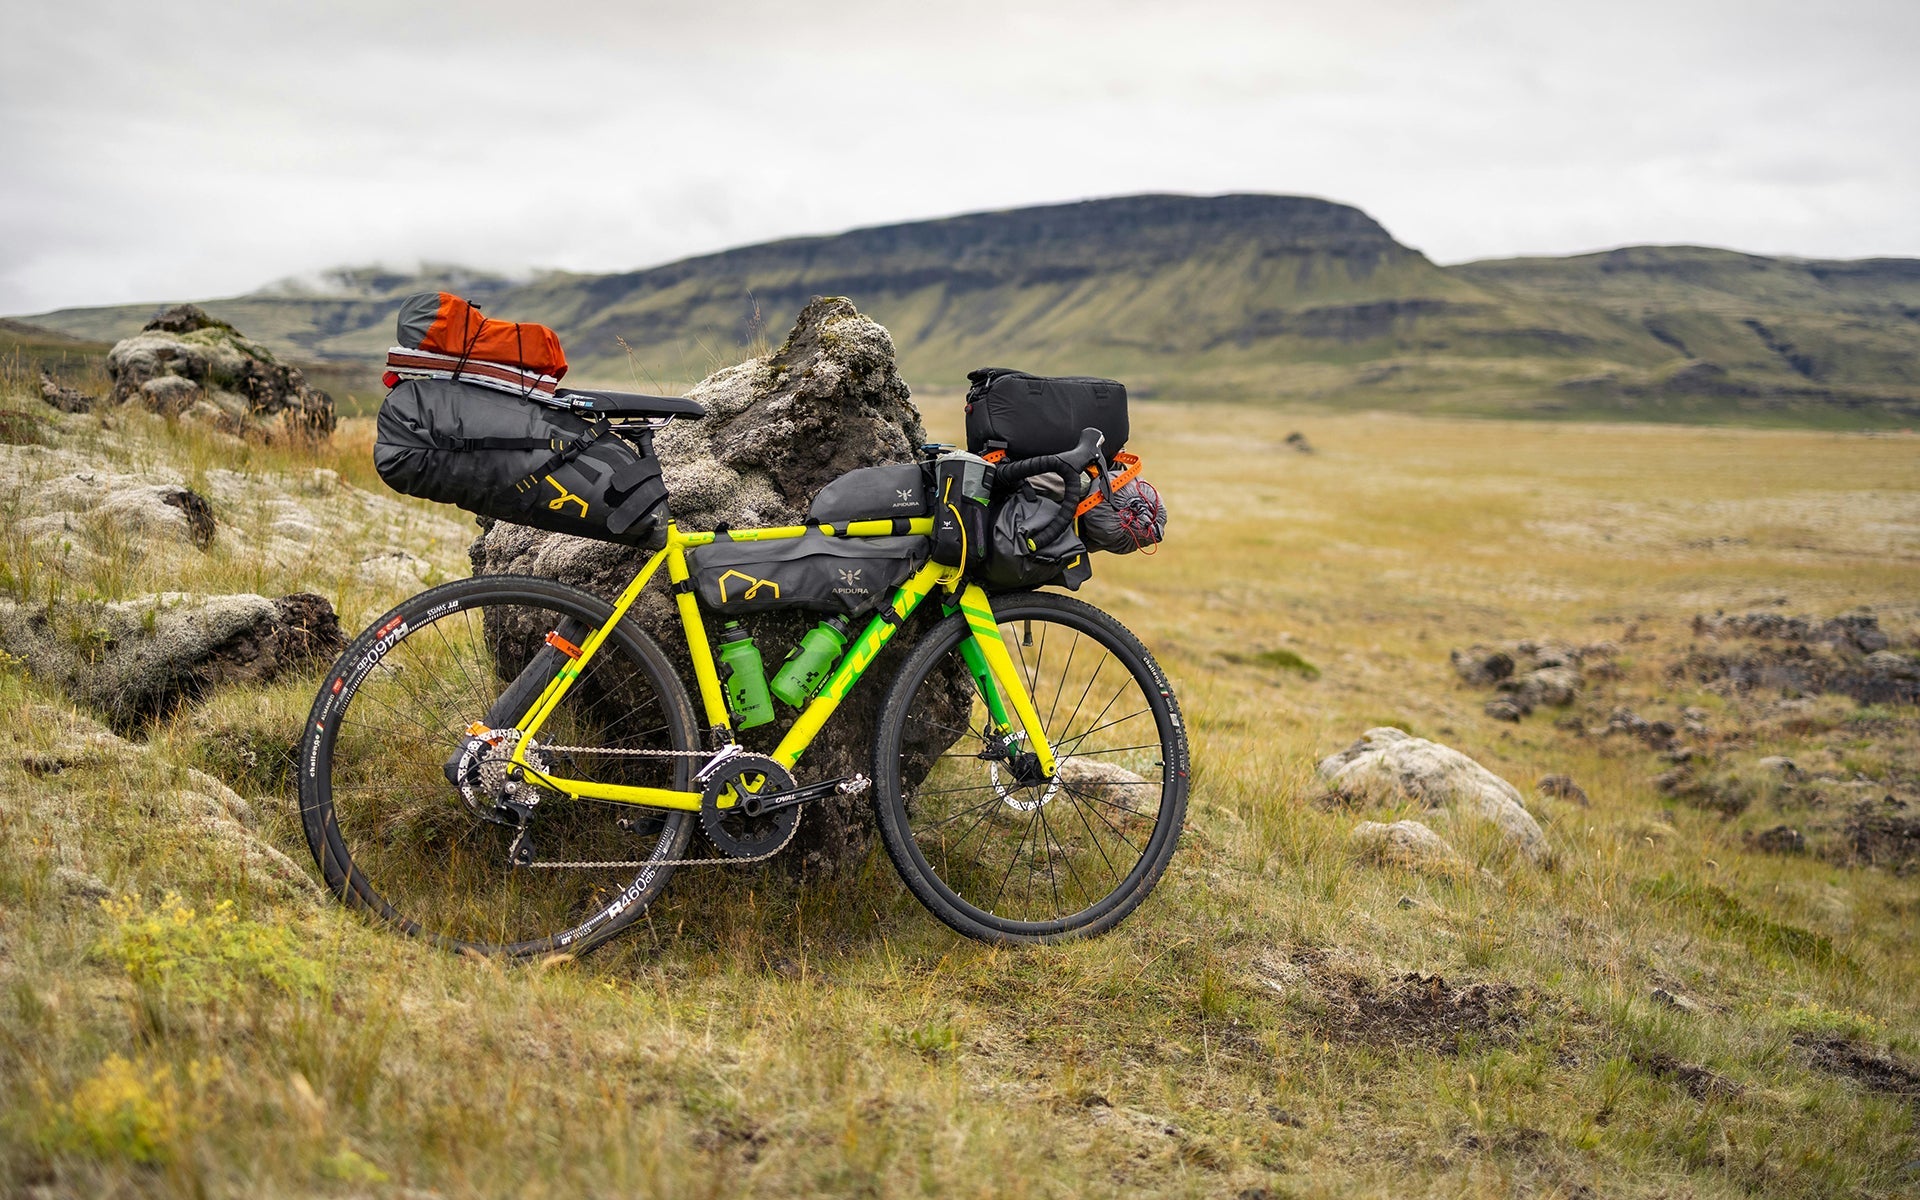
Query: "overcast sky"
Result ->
[[2, 0, 1915, 315]]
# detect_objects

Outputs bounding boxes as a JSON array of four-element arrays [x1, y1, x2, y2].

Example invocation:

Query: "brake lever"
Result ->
[[1059, 427, 1106, 474]]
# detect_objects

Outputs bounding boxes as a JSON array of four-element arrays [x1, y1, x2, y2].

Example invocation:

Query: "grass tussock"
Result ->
[[0, 380, 1916, 1196]]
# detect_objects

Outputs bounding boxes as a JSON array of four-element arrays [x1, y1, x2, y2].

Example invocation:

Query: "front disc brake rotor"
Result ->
[[700, 754, 798, 858], [985, 732, 1060, 812]]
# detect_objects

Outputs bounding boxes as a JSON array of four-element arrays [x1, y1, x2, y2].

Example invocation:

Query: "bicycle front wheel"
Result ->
[[872, 591, 1189, 943], [298, 576, 698, 957]]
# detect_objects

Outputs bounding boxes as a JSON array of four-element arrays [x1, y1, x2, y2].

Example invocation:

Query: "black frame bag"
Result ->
[[688, 531, 928, 618], [375, 377, 668, 547], [965, 368, 1129, 460]]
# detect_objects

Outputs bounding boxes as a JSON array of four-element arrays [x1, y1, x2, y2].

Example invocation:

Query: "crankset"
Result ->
[[698, 755, 872, 859], [700, 754, 797, 859]]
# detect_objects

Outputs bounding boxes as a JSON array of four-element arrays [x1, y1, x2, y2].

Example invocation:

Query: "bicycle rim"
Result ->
[[876, 592, 1188, 941], [300, 578, 696, 956]]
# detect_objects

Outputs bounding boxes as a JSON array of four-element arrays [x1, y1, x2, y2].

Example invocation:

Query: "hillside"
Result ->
[[20, 194, 1920, 425], [4, 357, 1918, 1194]]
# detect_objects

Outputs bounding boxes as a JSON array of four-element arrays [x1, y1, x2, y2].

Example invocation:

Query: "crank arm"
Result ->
[[739, 773, 870, 818]]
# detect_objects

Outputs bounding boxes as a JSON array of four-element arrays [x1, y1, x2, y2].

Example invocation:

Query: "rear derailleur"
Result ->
[[444, 726, 553, 865]]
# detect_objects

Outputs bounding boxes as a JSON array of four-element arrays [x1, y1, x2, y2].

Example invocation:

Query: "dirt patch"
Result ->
[[1795, 1035, 1920, 1099], [1633, 1051, 1743, 1100], [1263, 948, 1537, 1052]]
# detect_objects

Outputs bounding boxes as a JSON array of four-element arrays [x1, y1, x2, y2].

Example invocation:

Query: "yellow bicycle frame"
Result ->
[[504, 519, 1056, 811]]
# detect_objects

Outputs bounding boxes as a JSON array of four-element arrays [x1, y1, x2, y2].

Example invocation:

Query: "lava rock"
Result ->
[[1451, 645, 1515, 687], [1317, 727, 1551, 865], [1349, 819, 1465, 873], [1751, 824, 1806, 854], [1536, 774, 1590, 805], [470, 298, 959, 875], [0, 591, 345, 725], [106, 305, 334, 441], [38, 369, 94, 414]]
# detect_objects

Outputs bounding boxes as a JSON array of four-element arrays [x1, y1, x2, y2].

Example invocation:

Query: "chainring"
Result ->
[[699, 753, 798, 859]]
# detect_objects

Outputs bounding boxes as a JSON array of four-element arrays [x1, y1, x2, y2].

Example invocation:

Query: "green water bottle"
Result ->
[[770, 616, 853, 707], [717, 622, 775, 729]]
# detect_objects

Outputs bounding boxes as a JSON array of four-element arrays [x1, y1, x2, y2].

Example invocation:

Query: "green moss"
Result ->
[[95, 893, 325, 1003], [1637, 874, 1841, 968], [1246, 648, 1321, 679]]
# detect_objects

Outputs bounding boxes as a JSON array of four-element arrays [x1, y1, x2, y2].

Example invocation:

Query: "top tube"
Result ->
[[672, 517, 936, 547]]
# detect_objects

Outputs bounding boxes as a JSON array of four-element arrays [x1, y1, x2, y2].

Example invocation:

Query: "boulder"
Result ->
[[1501, 665, 1583, 709], [1451, 645, 1515, 687], [1349, 819, 1464, 873], [470, 298, 962, 874], [106, 305, 334, 441], [1318, 727, 1551, 865], [0, 591, 345, 725], [38, 369, 94, 414]]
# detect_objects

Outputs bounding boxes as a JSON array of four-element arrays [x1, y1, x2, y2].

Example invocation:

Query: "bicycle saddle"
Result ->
[[552, 388, 707, 420]]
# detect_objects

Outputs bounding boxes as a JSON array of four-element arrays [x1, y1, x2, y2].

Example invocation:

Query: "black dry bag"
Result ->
[[374, 377, 668, 547]]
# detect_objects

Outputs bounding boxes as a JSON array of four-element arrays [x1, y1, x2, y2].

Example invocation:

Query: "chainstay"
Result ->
[[527, 811, 800, 869], [522, 742, 799, 868]]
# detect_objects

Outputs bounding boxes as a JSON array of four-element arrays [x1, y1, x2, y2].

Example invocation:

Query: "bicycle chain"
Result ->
[[524, 743, 803, 870]]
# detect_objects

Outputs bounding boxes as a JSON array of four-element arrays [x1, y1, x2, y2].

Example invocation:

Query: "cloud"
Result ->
[[2, 0, 1916, 313]]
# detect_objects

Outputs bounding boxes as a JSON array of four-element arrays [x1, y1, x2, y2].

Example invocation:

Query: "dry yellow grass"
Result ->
[[1, 385, 1916, 1197]]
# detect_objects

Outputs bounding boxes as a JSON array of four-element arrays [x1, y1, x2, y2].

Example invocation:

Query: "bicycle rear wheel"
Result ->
[[872, 591, 1188, 943], [298, 576, 697, 957]]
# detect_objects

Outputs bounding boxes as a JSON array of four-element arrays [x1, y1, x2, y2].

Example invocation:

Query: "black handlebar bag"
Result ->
[[375, 377, 669, 548], [964, 368, 1129, 460], [978, 486, 1092, 593]]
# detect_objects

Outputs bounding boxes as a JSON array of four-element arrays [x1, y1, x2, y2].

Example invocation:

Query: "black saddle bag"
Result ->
[[965, 367, 1129, 459], [689, 531, 929, 618], [375, 377, 669, 547]]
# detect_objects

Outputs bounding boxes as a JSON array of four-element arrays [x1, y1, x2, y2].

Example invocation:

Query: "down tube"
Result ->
[[770, 561, 947, 770]]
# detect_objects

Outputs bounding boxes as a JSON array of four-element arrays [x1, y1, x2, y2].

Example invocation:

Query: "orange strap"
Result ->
[[979, 448, 1142, 518], [1076, 451, 1141, 518]]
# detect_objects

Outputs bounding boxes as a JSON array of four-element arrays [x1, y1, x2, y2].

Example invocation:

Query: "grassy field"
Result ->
[[1, 372, 1917, 1197]]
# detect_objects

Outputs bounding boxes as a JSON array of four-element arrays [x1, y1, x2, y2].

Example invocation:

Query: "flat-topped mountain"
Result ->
[[21, 194, 1920, 424]]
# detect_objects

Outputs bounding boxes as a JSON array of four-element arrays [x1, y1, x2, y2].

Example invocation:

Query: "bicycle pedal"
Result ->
[[739, 774, 861, 818]]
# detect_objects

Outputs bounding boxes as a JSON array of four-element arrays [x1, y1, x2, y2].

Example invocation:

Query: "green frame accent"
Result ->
[[504, 519, 1056, 811]]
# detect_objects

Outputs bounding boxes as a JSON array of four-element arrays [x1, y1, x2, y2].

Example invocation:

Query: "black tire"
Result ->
[[872, 591, 1189, 943], [298, 576, 698, 957]]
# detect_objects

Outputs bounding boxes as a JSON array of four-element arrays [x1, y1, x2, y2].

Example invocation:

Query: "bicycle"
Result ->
[[298, 402, 1189, 956]]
